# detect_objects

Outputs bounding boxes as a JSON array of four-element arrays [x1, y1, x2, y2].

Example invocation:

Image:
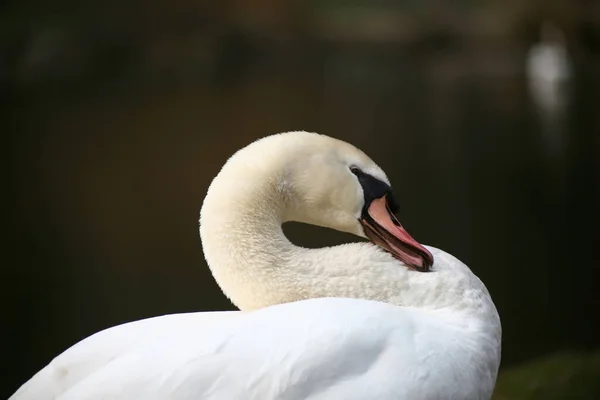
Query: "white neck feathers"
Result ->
[[199, 137, 496, 324]]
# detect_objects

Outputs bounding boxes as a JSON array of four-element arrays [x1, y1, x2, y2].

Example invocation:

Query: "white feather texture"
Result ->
[[11, 131, 501, 400]]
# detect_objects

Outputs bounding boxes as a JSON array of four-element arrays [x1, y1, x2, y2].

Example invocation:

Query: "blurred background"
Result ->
[[4, 0, 600, 398]]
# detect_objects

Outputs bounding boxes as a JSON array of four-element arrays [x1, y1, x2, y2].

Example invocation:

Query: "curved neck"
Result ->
[[199, 174, 496, 321]]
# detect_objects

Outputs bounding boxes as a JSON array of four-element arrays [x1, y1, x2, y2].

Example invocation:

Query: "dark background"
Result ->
[[4, 0, 600, 398]]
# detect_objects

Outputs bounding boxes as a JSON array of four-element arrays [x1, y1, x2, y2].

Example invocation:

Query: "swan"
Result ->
[[526, 21, 572, 111], [526, 21, 572, 159], [11, 131, 501, 400]]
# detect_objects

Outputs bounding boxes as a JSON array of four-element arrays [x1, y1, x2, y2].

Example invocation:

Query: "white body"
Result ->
[[526, 22, 572, 159], [12, 132, 501, 400], [526, 39, 571, 113]]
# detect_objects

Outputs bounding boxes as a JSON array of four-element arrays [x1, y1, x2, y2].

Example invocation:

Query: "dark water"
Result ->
[[5, 46, 600, 396]]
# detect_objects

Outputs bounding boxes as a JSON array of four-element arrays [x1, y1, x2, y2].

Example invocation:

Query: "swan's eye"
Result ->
[[350, 166, 361, 176]]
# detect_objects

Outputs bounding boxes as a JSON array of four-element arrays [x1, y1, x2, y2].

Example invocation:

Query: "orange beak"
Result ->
[[360, 196, 434, 272]]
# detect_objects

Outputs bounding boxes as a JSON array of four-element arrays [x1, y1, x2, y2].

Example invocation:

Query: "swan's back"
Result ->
[[11, 298, 495, 400], [11, 312, 237, 399]]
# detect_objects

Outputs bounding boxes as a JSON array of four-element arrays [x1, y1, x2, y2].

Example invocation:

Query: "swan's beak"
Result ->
[[360, 196, 434, 272]]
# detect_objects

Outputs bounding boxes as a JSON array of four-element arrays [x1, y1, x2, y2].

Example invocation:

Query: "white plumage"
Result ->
[[526, 22, 572, 160], [12, 131, 501, 400]]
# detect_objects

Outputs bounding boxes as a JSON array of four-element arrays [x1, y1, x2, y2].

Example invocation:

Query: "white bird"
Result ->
[[526, 21, 572, 159], [526, 22, 572, 109], [11, 131, 501, 400]]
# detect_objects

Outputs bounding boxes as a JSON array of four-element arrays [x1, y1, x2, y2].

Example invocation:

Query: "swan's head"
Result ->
[[207, 131, 433, 271]]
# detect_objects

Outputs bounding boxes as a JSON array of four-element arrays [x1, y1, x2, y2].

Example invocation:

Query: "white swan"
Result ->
[[11, 131, 501, 400], [526, 21, 572, 159], [526, 21, 572, 112]]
